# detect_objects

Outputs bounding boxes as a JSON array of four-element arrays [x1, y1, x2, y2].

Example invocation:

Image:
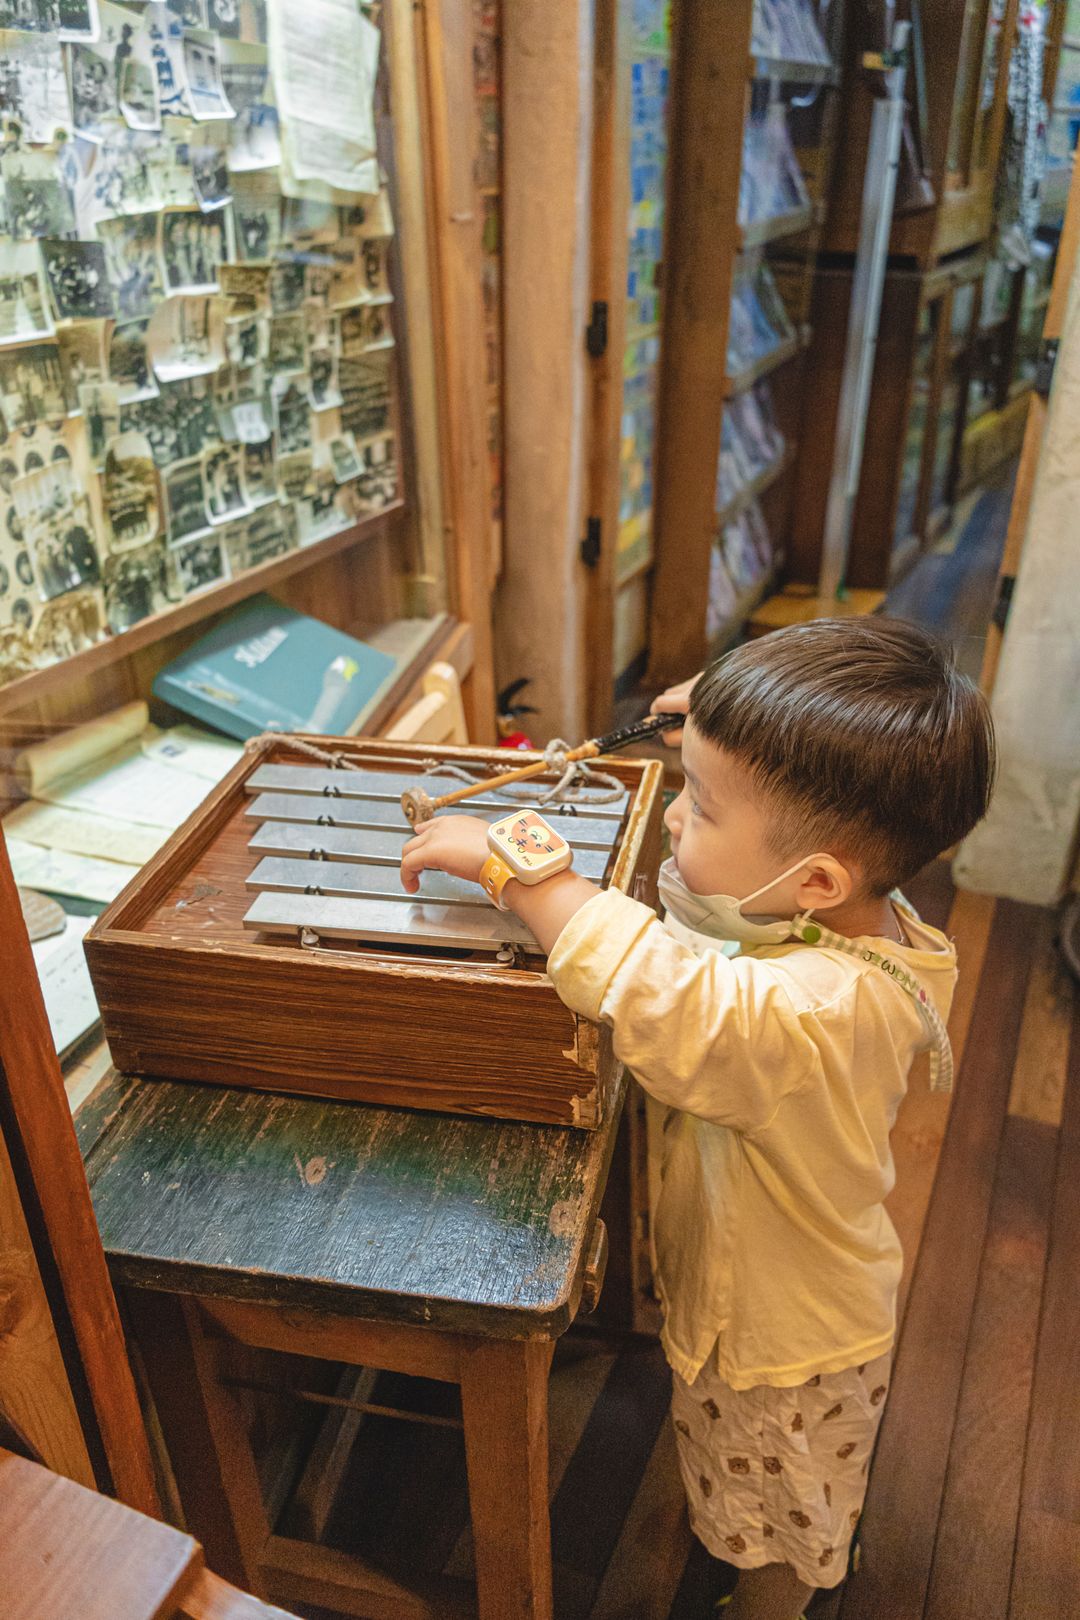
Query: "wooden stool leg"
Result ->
[[459, 1340, 555, 1620], [125, 1291, 270, 1597]]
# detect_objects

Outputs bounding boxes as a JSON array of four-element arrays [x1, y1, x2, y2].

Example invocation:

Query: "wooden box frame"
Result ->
[[84, 736, 664, 1130]]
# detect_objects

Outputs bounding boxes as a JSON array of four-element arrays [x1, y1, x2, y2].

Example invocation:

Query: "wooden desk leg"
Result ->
[[459, 1339, 555, 1620], [125, 1290, 270, 1598]]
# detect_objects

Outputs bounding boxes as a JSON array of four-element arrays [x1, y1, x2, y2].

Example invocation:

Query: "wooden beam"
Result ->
[[416, 0, 498, 740], [385, 0, 449, 619], [197, 1297, 467, 1383], [647, 0, 752, 685], [496, 0, 595, 741], [582, 0, 632, 733], [0, 833, 160, 1515]]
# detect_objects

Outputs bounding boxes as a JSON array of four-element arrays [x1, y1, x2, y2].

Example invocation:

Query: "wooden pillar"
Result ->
[[497, 0, 596, 743], [646, 0, 752, 686]]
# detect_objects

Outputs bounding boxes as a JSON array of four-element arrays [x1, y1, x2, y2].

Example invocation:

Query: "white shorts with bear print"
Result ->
[[670, 1351, 891, 1589]]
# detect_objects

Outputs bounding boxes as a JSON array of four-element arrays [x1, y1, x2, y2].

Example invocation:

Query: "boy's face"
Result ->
[[664, 721, 800, 908]]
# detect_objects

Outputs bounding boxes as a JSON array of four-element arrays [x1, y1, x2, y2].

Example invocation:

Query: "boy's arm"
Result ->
[[401, 816, 816, 1131]]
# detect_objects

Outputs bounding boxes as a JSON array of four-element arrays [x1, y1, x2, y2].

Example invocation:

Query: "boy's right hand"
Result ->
[[650, 674, 700, 745]]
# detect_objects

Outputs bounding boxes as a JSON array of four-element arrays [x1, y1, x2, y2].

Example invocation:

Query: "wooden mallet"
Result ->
[[400, 712, 684, 825]]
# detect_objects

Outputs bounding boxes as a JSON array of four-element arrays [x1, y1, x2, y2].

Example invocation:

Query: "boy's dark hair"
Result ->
[[688, 616, 996, 894]]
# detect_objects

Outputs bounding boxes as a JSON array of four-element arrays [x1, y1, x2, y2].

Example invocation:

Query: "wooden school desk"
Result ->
[[81, 1067, 623, 1620]]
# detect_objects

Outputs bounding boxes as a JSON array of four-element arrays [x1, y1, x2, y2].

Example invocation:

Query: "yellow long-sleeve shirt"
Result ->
[[546, 888, 957, 1390]]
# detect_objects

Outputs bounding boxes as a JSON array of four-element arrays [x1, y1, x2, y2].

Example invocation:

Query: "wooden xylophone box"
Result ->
[[84, 735, 665, 1128]]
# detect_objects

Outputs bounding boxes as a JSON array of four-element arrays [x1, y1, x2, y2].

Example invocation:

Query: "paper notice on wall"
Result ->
[[280, 121, 379, 200], [269, 0, 378, 146]]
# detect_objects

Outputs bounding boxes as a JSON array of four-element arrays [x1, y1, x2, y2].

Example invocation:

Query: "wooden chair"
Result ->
[[384, 659, 469, 744], [0, 1446, 298, 1620]]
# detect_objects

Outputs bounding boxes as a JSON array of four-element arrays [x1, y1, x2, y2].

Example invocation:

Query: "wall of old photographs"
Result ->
[[0, 0, 399, 688]]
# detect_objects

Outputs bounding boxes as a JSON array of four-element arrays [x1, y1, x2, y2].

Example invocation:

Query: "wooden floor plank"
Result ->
[[887, 888, 996, 1323], [838, 900, 1040, 1620], [923, 1116, 1057, 1620], [1007, 909, 1072, 1127], [590, 1418, 693, 1620], [547, 1339, 674, 1620], [1009, 992, 1080, 1618]]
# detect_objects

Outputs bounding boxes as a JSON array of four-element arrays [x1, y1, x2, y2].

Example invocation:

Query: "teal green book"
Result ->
[[152, 596, 398, 740]]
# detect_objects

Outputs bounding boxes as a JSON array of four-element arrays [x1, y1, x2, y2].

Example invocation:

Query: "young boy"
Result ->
[[400, 617, 995, 1619]]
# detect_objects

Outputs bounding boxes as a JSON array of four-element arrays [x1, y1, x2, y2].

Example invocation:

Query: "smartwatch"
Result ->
[[479, 811, 574, 910]]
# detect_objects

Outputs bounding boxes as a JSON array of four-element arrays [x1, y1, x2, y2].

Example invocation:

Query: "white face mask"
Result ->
[[657, 853, 827, 946], [657, 855, 955, 1091]]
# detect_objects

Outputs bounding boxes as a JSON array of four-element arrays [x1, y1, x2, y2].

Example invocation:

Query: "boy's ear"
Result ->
[[794, 854, 854, 912]]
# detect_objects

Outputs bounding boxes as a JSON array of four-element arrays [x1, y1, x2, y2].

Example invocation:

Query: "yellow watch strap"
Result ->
[[479, 852, 515, 910]]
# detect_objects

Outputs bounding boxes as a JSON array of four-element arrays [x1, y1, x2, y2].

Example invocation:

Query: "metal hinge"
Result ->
[[1035, 338, 1058, 399], [991, 573, 1015, 634], [580, 516, 602, 568], [585, 301, 608, 359]]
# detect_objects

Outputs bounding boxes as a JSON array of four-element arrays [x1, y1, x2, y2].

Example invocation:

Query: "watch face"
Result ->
[[490, 811, 569, 873]]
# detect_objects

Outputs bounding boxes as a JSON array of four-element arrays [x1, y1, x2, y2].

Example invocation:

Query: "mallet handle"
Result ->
[[425, 712, 683, 813]]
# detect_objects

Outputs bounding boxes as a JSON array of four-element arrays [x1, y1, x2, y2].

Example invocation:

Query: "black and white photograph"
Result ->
[[77, 379, 120, 463], [296, 464, 345, 546], [191, 141, 231, 212], [361, 237, 391, 301], [163, 455, 210, 544], [241, 435, 274, 506], [102, 538, 169, 631], [273, 377, 311, 453], [0, 28, 72, 144], [123, 374, 220, 465], [167, 528, 226, 596], [268, 255, 305, 312], [326, 431, 362, 485], [0, 343, 66, 429], [355, 431, 398, 509], [183, 29, 234, 120], [98, 212, 165, 322], [57, 319, 106, 410], [0, 241, 54, 345], [225, 80, 278, 173], [29, 585, 105, 666], [1, 149, 75, 238], [142, 3, 192, 120], [119, 52, 161, 132], [166, 0, 206, 26], [55, 0, 100, 42], [231, 173, 281, 261], [147, 293, 224, 382], [268, 311, 305, 375], [339, 354, 392, 440], [218, 261, 271, 313], [206, 0, 241, 38], [102, 429, 160, 551], [108, 318, 158, 404], [224, 310, 267, 368], [201, 441, 249, 524], [41, 238, 115, 321], [13, 459, 101, 600], [222, 501, 293, 573], [340, 300, 394, 361], [307, 346, 343, 412], [70, 39, 119, 139], [275, 447, 313, 503], [160, 206, 228, 293]]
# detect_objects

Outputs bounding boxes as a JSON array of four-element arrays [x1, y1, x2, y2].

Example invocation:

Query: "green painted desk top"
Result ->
[[82, 1070, 625, 1338]]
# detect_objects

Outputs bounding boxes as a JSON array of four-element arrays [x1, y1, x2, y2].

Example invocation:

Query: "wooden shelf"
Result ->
[[716, 443, 795, 528], [724, 329, 804, 397], [750, 54, 839, 86], [708, 565, 782, 657], [0, 504, 402, 718], [738, 203, 815, 251]]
